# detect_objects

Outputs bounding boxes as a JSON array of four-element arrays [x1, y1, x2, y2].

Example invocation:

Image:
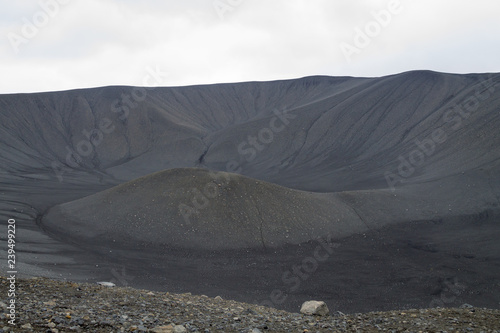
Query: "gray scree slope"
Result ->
[[1, 70, 500, 312]]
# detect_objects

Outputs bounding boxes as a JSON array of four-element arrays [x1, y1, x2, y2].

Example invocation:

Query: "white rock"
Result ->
[[173, 325, 187, 333], [97, 281, 116, 287], [300, 300, 330, 316]]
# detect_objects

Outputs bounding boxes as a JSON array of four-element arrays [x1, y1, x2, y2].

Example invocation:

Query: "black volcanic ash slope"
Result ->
[[2, 71, 500, 313], [2, 71, 500, 255], [41, 165, 500, 253], [41, 168, 367, 251], [1, 71, 500, 194]]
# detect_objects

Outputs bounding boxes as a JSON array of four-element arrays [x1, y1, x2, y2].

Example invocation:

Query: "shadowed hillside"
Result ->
[[41, 167, 367, 251]]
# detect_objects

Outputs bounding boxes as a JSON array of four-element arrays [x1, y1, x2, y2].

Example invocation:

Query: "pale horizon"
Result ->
[[2, 0, 500, 94]]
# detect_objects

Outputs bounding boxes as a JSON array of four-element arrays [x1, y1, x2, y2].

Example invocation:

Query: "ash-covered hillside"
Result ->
[[1, 71, 500, 313]]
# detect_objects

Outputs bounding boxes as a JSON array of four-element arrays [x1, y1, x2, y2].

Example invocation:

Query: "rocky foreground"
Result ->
[[1, 276, 499, 332]]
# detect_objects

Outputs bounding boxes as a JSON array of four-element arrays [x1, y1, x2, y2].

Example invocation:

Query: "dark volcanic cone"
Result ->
[[41, 168, 365, 251]]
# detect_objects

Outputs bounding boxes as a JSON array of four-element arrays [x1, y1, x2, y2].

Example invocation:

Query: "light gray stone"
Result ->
[[300, 300, 329, 316]]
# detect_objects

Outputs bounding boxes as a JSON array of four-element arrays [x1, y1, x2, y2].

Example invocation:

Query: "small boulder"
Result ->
[[173, 325, 187, 333], [300, 300, 330, 316], [96, 282, 116, 287]]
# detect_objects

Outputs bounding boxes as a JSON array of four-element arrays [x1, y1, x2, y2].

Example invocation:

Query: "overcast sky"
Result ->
[[1, 0, 499, 94]]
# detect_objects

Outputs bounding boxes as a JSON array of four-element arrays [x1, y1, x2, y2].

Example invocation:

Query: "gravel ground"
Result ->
[[1, 276, 499, 332]]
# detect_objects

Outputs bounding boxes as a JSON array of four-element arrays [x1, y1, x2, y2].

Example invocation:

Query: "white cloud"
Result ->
[[0, 0, 499, 93]]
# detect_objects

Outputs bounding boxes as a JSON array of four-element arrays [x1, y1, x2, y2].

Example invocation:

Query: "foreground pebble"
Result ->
[[300, 301, 329, 316], [1, 276, 500, 332]]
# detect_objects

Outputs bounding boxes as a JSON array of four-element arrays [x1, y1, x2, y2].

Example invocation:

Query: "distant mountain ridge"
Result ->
[[1, 71, 499, 192]]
